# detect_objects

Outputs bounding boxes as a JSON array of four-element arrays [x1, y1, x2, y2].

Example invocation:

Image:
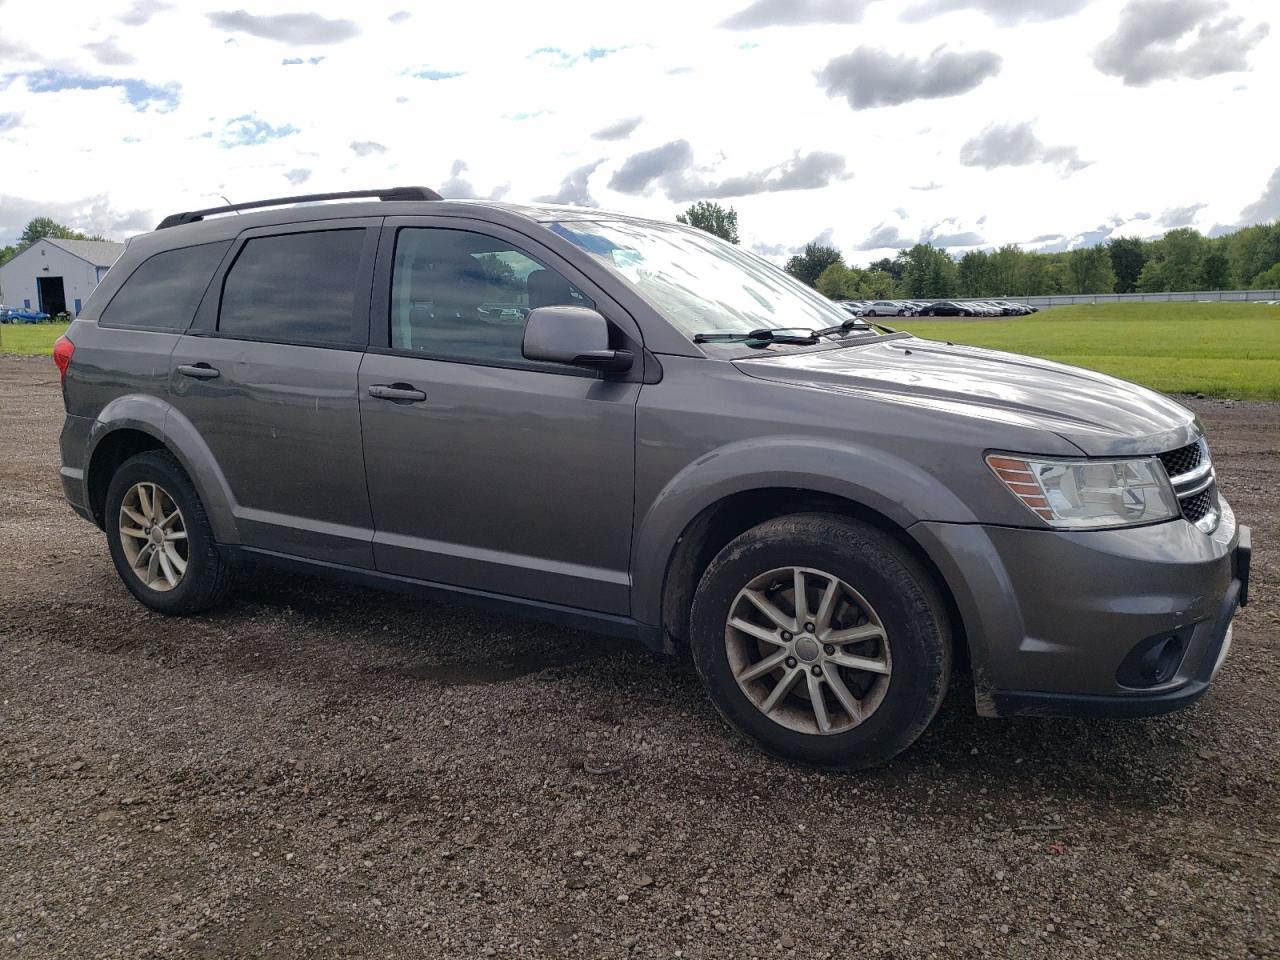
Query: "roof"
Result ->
[[43, 238, 126, 267], [477, 201, 670, 225], [121, 196, 685, 263]]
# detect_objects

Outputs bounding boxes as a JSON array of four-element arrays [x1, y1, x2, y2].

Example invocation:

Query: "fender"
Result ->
[[629, 435, 981, 627], [85, 394, 243, 545]]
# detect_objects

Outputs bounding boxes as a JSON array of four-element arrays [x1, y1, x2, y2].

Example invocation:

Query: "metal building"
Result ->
[[0, 238, 124, 317]]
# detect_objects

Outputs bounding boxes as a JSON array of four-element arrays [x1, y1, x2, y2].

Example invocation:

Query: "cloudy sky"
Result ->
[[1, 0, 1277, 263]]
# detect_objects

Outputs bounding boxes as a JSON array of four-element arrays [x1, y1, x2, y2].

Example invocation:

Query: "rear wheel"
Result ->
[[105, 450, 233, 614], [689, 513, 951, 769]]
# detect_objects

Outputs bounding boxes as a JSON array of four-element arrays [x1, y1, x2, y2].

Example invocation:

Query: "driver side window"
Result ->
[[389, 227, 592, 364]]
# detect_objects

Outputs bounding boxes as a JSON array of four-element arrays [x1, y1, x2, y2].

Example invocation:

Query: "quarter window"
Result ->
[[99, 241, 231, 331], [390, 227, 592, 364], [219, 229, 365, 344]]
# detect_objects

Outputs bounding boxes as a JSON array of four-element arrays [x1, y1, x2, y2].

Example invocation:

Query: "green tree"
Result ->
[[1225, 222, 1280, 287], [18, 217, 90, 248], [957, 250, 993, 297], [987, 245, 1025, 295], [1067, 246, 1116, 294], [868, 256, 904, 283], [676, 201, 739, 245], [898, 243, 957, 298], [0, 245, 16, 267], [815, 262, 863, 300], [1200, 249, 1231, 290], [1015, 254, 1069, 296], [1138, 228, 1207, 292], [1107, 236, 1148, 293], [1251, 262, 1280, 289], [857, 269, 896, 299], [785, 242, 844, 288]]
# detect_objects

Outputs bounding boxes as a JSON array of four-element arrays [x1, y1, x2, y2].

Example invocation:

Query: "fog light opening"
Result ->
[[1117, 631, 1188, 688]]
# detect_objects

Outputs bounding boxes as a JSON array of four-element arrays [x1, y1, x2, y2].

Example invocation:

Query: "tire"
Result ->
[[104, 449, 233, 615], [689, 513, 952, 769]]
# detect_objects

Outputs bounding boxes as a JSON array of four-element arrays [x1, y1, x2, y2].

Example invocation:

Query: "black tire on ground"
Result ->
[[689, 513, 952, 769], [104, 449, 234, 615]]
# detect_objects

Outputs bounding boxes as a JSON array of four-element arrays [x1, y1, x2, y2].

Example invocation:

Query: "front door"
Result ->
[[169, 219, 381, 567], [358, 218, 641, 614]]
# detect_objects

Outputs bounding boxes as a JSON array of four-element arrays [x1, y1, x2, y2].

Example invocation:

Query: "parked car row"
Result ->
[[837, 299, 1038, 318]]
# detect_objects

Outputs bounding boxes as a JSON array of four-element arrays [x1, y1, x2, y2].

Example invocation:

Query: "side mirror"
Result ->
[[522, 305, 633, 372]]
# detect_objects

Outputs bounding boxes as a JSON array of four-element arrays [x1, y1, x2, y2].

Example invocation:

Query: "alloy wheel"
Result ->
[[118, 481, 189, 592], [725, 566, 892, 735]]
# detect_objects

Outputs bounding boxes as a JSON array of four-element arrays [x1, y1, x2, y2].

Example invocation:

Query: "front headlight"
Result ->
[[987, 454, 1181, 529]]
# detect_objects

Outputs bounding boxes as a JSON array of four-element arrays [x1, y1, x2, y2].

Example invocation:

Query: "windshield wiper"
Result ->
[[812, 317, 897, 337], [693, 327, 820, 345]]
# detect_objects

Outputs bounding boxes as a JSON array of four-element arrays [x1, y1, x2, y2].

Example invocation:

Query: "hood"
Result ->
[[733, 336, 1200, 456]]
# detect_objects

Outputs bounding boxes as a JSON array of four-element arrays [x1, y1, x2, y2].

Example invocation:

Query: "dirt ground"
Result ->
[[1, 354, 1276, 960]]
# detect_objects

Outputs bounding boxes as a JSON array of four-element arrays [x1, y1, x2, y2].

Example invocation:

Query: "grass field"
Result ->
[[3, 302, 1277, 399], [902, 302, 1280, 400], [0, 323, 67, 356]]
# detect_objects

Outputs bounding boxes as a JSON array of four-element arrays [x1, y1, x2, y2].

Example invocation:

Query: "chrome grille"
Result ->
[[1158, 438, 1218, 531], [1180, 488, 1215, 524], [1157, 442, 1202, 478]]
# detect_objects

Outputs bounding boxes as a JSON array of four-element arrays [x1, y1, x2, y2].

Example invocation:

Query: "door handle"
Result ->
[[177, 363, 220, 380], [368, 382, 427, 403]]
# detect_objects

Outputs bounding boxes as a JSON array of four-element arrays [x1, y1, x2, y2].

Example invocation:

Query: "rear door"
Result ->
[[357, 216, 642, 613], [168, 219, 380, 567]]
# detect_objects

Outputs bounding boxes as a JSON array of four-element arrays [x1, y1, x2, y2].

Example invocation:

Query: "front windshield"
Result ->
[[549, 219, 854, 338]]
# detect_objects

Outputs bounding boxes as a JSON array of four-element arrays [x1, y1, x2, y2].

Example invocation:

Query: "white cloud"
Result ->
[[0, 0, 1274, 265], [817, 46, 1002, 109], [1094, 0, 1270, 86], [205, 10, 361, 45], [607, 140, 850, 200], [1238, 166, 1280, 226], [1158, 202, 1207, 227], [959, 122, 1092, 175], [591, 116, 643, 141], [902, 0, 1088, 24], [534, 160, 605, 206], [721, 0, 876, 29]]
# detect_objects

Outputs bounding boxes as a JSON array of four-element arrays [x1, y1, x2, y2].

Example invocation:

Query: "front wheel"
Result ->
[[105, 450, 233, 615], [689, 514, 952, 769]]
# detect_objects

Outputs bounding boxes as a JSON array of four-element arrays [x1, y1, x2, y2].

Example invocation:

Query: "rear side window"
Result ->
[[99, 241, 231, 331], [218, 229, 365, 345]]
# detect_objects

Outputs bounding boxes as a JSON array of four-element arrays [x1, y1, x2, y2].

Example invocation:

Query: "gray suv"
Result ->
[[55, 187, 1251, 769]]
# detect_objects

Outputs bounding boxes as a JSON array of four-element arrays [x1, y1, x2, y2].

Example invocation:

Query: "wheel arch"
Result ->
[[649, 486, 969, 673], [84, 398, 241, 543], [85, 427, 165, 526]]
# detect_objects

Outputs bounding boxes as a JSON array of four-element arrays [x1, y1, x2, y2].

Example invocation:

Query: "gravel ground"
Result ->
[[1, 354, 1276, 959]]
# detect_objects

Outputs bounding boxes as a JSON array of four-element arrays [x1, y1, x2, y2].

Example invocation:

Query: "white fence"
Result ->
[[981, 289, 1280, 309]]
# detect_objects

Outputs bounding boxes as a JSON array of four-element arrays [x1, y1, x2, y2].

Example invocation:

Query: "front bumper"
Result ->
[[913, 498, 1250, 718]]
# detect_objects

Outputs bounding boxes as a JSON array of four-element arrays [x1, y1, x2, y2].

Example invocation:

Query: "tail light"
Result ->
[[53, 335, 75, 384]]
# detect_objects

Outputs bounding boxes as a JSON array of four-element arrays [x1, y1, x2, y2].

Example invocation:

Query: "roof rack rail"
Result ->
[[155, 186, 444, 230]]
